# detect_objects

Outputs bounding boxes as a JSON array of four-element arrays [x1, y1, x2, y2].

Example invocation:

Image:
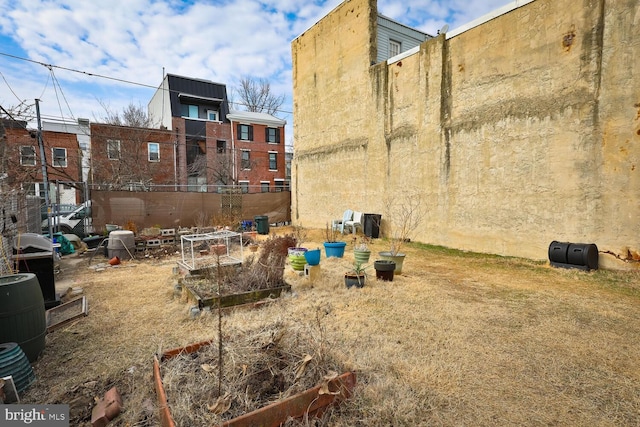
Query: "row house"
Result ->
[[1, 118, 82, 204], [148, 73, 287, 193], [89, 123, 175, 191]]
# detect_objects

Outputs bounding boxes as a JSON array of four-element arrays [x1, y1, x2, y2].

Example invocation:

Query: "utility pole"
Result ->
[[35, 99, 54, 240]]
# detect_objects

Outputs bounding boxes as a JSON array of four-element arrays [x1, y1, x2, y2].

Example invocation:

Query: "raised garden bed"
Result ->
[[183, 284, 291, 310], [153, 339, 355, 427]]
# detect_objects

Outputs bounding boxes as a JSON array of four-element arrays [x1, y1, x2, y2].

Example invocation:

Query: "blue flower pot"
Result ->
[[304, 248, 321, 265], [323, 241, 346, 258]]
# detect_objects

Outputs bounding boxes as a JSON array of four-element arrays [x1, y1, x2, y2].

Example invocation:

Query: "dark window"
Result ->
[[237, 124, 253, 141], [266, 127, 280, 143], [241, 150, 251, 169], [261, 182, 270, 193], [269, 152, 277, 170], [52, 148, 67, 167], [107, 140, 121, 160], [216, 140, 226, 153]]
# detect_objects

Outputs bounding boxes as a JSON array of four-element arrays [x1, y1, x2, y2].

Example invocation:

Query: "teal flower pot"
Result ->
[[324, 242, 346, 258]]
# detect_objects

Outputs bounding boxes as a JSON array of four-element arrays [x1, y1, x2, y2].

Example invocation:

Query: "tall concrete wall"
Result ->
[[291, 0, 640, 267]]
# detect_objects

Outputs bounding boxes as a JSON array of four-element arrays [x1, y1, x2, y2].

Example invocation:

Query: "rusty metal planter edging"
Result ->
[[153, 341, 356, 427]]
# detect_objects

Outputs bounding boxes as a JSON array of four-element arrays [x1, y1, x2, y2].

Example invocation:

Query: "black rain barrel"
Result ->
[[255, 215, 269, 235], [0, 273, 47, 362], [548, 241, 570, 264], [567, 243, 599, 270]]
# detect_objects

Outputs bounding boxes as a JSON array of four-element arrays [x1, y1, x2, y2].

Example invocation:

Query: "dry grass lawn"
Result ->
[[21, 227, 640, 426]]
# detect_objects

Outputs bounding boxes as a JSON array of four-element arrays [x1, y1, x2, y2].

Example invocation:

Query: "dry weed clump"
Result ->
[[182, 234, 297, 297], [161, 307, 344, 425]]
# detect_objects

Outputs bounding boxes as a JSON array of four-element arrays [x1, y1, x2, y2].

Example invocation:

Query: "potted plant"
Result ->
[[344, 262, 368, 288], [378, 193, 425, 275], [323, 222, 346, 258], [373, 259, 396, 281], [353, 237, 371, 264], [288, 225, 308, 271]]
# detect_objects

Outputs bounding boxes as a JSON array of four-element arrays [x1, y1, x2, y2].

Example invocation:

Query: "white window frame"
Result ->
[[274, 179, 286, 192], [207, 109, 219, 121], [389, 39, 401, 58], [52, 147, 67, 167], [268, 151, 278, 171], [148, 142, 160, 162], [20, 146, 36, 166], [107, 139, 121, 160]]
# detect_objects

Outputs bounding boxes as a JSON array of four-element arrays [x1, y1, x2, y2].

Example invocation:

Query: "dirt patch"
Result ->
[[19, 227, 640, 426]]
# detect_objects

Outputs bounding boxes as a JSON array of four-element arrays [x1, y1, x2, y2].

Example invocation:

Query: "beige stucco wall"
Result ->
[[291, 0, 640, 267]]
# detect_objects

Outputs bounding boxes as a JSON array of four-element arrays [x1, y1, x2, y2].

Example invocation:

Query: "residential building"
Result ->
[[376, 14, 431, 63], [89, 123, 175, 191], [1, 118, 82, 204], [43, 118, 91, 183], [148, 73, 287, 192]]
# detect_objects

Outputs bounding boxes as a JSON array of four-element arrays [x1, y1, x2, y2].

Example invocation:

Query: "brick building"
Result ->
[[1, 119, 82, 204], [89, 123, 175, 190], [148, 74, 287, 192]]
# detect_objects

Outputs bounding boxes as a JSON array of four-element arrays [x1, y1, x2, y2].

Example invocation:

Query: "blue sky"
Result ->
[[0, 0, 513, 145]]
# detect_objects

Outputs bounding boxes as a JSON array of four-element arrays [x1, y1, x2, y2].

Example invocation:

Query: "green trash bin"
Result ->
[[255, 215, 269, 235]]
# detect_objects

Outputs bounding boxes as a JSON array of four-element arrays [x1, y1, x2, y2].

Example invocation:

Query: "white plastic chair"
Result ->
[[332, 209, 353, 234], [344, 211, 363, 234]]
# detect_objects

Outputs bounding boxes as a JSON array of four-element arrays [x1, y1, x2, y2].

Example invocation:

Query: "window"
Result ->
[[187, 176, 207, 192], [107, 139, 121, 160], [237, 124, 253, 141], [261, 181, 270, 193], [389, 39, 401, 58], [181, 104, 199, 118], [20, 146, 36, 166], [241, 150, 251, 169], [266, 127, 280, 143], [52, 148, 67, 167], [207, 110, 219, 121], [239, 181, 249, 194], [148, 143, 160, 162], [216, 140, 226, 153], [268, 152, 277, 170], [274, 179, 286, 192]]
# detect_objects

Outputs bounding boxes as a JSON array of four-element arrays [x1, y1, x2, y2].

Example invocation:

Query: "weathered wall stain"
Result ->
[[291, 0, 640, 268]]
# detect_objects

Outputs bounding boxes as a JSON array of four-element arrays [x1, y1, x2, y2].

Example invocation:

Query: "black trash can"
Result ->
[[363, 214, 382, 238], [12, 233, 60, 309], [255, 215, 269, 235]]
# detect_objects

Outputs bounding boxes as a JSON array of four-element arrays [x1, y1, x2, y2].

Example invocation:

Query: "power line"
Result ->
[[0, 51, 294, 115]]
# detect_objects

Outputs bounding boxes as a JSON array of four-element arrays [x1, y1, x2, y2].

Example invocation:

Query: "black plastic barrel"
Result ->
[[363, 214, 382, 238], [548, 241, 570, 264], [0, 273, 46, 362], [255, 215, 269, 235], [567, 243, 599, 270]]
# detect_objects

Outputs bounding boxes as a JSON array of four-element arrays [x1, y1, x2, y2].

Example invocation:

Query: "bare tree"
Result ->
[[232, 77, 285, 116], [91, 103, 173, 190], [98, 101, 154, 128]]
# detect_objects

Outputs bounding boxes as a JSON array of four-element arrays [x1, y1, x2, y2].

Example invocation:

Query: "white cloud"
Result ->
[[0, 0, 512, 128]]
